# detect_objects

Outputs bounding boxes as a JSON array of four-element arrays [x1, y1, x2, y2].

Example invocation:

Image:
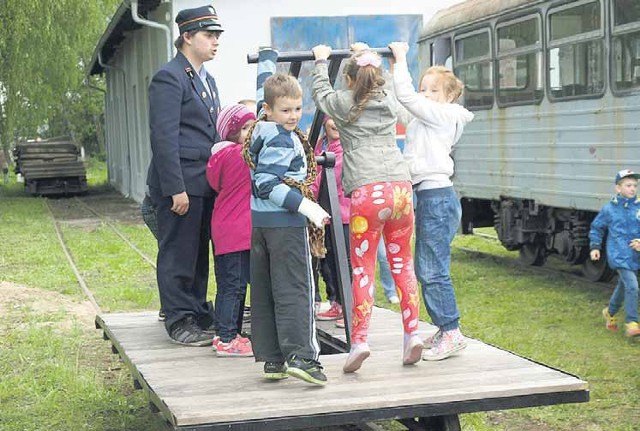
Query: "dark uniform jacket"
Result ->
[[146, 51, 220, 198]]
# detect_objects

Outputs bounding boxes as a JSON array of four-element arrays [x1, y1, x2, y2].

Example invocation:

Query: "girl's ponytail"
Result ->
[[343, 50, 385, 122]]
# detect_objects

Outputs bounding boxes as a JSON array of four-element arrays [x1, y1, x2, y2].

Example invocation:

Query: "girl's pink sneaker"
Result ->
[[403, 335, 424, 365], [343, 343, 370, 373], [216, 336, 253, 357]]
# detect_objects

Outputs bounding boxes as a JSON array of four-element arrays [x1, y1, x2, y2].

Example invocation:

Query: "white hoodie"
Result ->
[[393, 62, 474, 191]]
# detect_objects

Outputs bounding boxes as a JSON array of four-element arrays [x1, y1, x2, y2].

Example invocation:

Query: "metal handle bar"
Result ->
[[247, 47, 393, 64], [315, 152, 335, 168]]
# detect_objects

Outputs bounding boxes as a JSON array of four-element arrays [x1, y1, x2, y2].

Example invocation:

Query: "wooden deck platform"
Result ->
[[95, 308, 588, 431]]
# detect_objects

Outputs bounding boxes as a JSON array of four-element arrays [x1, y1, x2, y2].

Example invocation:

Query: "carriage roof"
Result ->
[[420, 0, 545, 40]]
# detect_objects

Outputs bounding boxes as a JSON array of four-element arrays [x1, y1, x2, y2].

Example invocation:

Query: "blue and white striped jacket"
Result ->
[[247, 48, 308, 228], [248, 121, 308, 228]]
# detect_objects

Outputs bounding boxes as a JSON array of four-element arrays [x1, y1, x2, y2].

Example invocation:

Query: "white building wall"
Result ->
[[102, 0, 464, 201], [104, 3, 171, 201]]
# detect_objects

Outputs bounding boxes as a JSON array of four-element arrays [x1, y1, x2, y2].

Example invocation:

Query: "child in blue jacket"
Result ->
[[589, 169, 640, 337]]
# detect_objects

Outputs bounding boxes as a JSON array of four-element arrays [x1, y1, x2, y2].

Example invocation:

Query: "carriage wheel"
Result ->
[[519, 243, 547, 266], [582, 254, 615, 282]]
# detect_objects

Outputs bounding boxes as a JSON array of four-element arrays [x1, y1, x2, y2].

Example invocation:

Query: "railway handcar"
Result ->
[[418, 0, 640, 280], [13, 137, 88, 196]]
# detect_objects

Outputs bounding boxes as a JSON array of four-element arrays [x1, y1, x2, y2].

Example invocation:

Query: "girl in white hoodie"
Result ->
[[389, 42, 474, 361]]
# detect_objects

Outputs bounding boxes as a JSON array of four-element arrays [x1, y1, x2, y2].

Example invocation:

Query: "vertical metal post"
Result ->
[[317, 153, 352, 349]]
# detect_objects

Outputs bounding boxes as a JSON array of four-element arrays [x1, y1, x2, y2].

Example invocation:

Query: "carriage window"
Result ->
[[497, 16, 543, 106], [550, 2, 600, 40], [548, 1, 604, 100], [611, 0, 640, 93], [612, 0, 640, 26], [456, 32, 490, 61], [498, 17, 540, 48], [454, 31, 493, 110]]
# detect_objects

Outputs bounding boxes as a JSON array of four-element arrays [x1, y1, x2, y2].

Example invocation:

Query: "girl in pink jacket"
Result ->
[[206, 103, 256, 357]]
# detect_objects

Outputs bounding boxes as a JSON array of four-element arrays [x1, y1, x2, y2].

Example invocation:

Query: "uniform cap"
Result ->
[[615, 169, 640, 184], [216, 104, 256, 141], [176, 5, 224, 33]]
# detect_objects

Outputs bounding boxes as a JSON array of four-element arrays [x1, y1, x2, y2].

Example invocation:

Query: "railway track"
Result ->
[[44, 198, 103, 314], [72, 196, 157, 270], [43, 195, 157, 314]]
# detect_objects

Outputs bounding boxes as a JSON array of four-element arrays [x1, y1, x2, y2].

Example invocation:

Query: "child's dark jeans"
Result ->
[[214, 250, 250, 342]]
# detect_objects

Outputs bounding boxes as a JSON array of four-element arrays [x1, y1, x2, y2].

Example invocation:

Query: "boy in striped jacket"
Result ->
[[243, 48, 330, 385]]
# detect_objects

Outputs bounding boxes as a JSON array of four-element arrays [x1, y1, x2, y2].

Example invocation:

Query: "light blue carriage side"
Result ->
[[417, 0, 640, 280]]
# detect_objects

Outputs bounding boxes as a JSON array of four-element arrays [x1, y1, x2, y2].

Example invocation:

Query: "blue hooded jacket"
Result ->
[[589, 195, 640, 270]]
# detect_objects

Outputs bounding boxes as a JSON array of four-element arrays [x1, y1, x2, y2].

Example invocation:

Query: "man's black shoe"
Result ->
[[169, 316, 212, 347], [286, 355, 327, 386], [199, 322, 217, 337], [264, 361, 288, 380], [158, 309, 166, 321]]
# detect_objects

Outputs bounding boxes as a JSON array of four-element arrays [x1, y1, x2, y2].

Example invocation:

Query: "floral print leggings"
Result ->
[[349, 181, 420, 344]]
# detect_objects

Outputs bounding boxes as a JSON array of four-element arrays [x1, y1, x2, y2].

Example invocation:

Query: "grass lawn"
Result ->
[[0, 160, 638, 430]]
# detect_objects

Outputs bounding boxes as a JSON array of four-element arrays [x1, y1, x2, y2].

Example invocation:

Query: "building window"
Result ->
[[611, 0, 640, 94], [454, 30, 493, 110], [548, 0, 604, 100], [496, 15, 543, 106]]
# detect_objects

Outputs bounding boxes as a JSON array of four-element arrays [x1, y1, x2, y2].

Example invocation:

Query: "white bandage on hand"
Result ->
[[298, 198, 330, 228]]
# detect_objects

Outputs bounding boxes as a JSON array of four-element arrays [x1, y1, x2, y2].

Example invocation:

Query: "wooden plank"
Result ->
[[96, 314, 180, 427], [96, 310, 588, 430], [144, 367, 578, 405], [167, 378, 585, 426]]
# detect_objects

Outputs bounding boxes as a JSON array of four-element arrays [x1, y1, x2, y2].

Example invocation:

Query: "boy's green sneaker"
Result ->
[[602, 307, 618, 332], [263, 362, 288, 381], [625, 322, 640, 337], [286, 355, 327, 386]]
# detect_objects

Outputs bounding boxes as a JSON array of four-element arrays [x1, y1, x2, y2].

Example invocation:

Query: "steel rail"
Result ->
[[73, 196, 157, 270], [44, 198, 102, 314]]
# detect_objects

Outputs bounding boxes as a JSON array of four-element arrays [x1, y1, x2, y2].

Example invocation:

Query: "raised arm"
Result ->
[[389, 42, 472, 127], [310, 45, 350, 122], [256, 48, 278, 116]]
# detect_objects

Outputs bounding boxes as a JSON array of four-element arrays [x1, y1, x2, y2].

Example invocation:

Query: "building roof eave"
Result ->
[[87, 0, 162, 76]]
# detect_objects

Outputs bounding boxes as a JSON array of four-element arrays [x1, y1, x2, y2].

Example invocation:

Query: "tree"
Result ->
[[0, 0, 119, 158]]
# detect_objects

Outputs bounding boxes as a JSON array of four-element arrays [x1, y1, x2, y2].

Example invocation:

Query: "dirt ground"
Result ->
[[0, 281, 96, 331]]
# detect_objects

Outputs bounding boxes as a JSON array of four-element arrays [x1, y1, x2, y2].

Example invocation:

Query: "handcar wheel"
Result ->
[[519, 243, 547, 266]]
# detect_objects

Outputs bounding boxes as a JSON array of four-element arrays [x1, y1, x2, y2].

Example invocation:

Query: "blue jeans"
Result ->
[[415, 187, 461, 331], [609, 269, 639, 323], [214, 250, 250, 342], [377, 238, 397, 299]]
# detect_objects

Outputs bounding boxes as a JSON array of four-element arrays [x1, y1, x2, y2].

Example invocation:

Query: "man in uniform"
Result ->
[[146, 5, 223, 346]]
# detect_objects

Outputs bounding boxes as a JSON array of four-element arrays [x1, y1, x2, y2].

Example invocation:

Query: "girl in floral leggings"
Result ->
[[311, 43, 423, 373]]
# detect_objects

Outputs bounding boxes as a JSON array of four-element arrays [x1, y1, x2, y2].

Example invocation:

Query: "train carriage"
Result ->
[[418, 0, 640, 280]]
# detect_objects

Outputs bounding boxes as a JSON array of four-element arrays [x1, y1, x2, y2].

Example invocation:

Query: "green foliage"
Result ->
[[0, 0, 118, 155], [86, 156, 110, 186]]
